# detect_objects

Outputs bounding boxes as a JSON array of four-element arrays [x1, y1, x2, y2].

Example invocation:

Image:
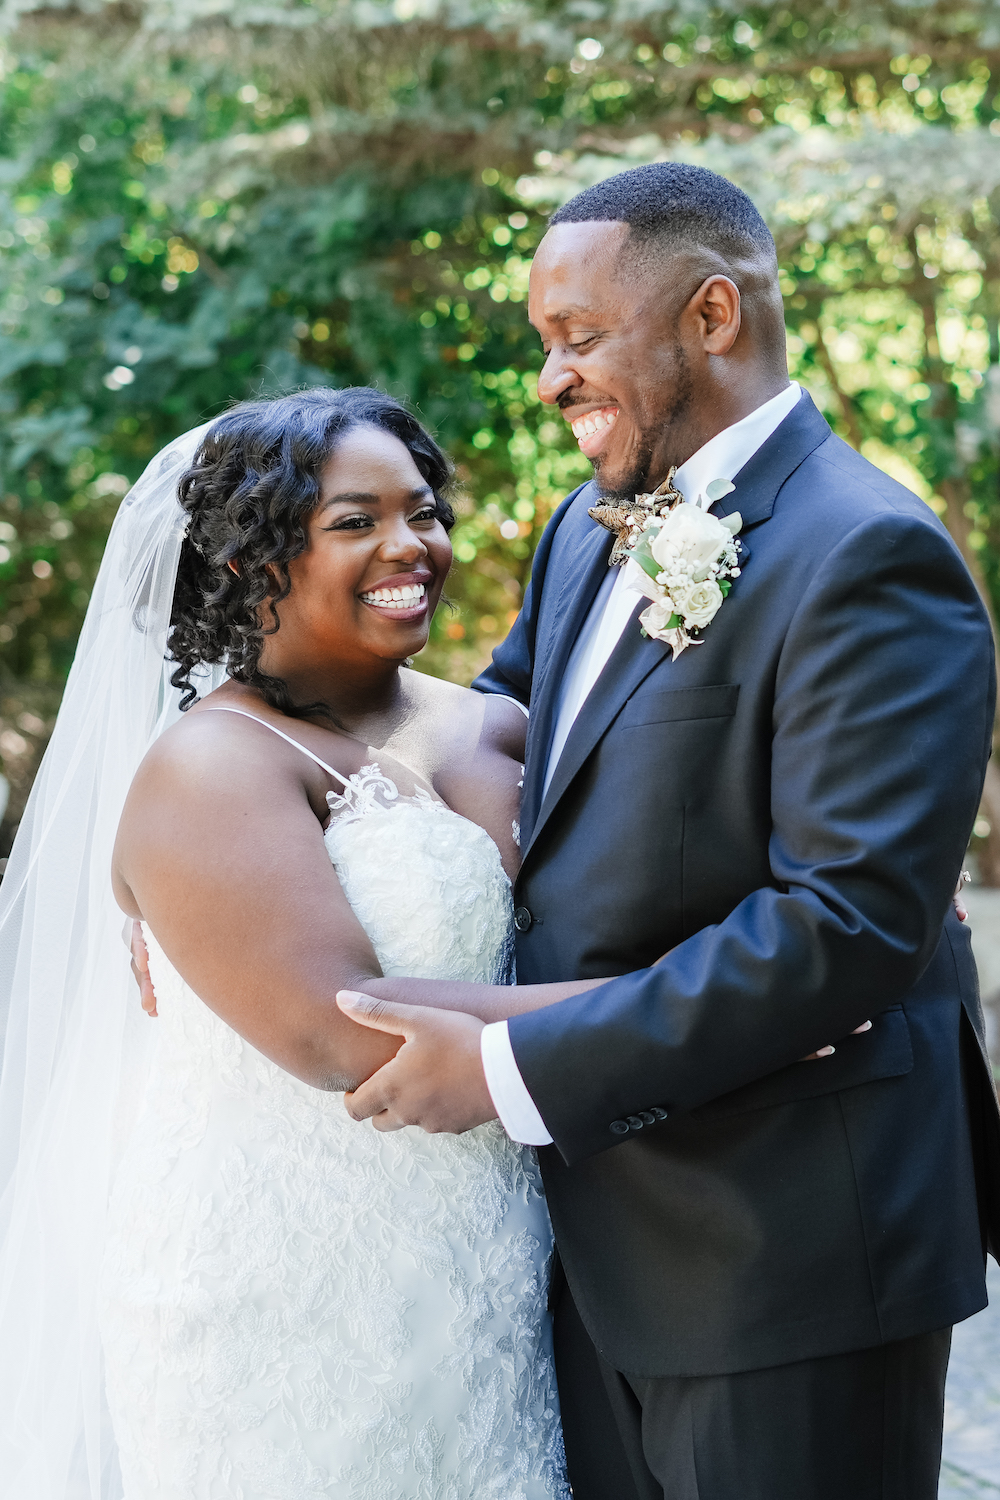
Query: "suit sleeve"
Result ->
[[508, 509, 997, 1165], [472, 484, 587, 709]]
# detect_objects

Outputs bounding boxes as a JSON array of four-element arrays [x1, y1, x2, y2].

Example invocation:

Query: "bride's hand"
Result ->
[[953, 869, 971, 924], [336, 991, 497, 1134], [800, 877, 970, 1059], [130, 919, 157, 1018], [800, 1019, 871, 1061]]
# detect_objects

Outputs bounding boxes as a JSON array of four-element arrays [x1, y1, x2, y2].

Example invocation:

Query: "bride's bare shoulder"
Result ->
[[114, 696, 337, 913], [120, 694, 332, 832], [405, 668, 526, 762], [129, 701, 270, 791]]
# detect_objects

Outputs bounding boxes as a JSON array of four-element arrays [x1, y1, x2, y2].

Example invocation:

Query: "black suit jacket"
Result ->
[[474, 392, 1000, 1378]]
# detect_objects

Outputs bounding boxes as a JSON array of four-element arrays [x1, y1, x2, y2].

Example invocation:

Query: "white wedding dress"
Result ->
[[99, 712, 568, 1500]]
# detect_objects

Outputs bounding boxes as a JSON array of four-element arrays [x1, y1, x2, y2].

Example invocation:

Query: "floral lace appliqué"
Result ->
[[326, 762, 408, 823]]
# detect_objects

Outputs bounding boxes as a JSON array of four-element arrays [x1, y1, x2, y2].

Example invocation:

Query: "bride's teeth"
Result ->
[[361, 582, 426, 608]]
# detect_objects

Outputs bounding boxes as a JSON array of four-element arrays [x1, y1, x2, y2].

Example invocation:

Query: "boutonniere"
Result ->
[[591, 471, 743, 659]]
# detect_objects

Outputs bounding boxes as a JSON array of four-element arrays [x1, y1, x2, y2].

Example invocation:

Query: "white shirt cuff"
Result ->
[[480, 1020, 553, 1146]]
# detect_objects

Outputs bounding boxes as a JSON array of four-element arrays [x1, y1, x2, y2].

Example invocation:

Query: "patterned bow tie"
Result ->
[[588, 468, 684, 566]]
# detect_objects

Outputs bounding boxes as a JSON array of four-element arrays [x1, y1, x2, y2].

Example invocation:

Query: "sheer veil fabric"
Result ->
[[0, 423, 222, 1498]]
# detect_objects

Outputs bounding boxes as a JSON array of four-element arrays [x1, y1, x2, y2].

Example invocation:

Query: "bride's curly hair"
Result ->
[[168, 386, 456, 718]]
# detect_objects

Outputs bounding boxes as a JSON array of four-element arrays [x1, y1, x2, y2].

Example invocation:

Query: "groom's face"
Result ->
[[528, 221, 698, 498]]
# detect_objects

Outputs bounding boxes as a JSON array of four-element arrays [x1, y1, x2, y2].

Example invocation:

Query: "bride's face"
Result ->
[[264, 424, 453, 674]]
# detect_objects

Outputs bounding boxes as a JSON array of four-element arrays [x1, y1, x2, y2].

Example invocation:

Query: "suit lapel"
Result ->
[[711, 389, 831, 532], [522, 607, 668, 863], [520, 494, 612, 838]]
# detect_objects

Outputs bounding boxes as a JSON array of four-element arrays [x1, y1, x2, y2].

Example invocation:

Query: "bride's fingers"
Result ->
[[801, 1019, 873, 1061], [130, 918, 158, 1017]]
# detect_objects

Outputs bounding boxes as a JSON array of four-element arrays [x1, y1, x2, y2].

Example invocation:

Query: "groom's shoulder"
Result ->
[[795, 429, 946, 536], [770, 433, 994, 656]]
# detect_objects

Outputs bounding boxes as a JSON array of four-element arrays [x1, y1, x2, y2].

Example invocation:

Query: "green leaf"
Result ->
[[629, 528, 662, 583], [705, 477, 736, 503]]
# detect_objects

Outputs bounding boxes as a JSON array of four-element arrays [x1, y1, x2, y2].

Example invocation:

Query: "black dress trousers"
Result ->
[[553, 1279, 953, 1500]]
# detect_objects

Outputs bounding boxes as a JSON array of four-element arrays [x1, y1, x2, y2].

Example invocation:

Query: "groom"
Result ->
[[342, 164, 1000, 1498]]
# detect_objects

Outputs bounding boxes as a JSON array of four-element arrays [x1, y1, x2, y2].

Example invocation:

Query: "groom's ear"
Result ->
[[692, 275, 742, 355]]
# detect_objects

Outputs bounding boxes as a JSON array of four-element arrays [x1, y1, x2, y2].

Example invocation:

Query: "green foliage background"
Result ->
[[2, 0, 1000, 866]]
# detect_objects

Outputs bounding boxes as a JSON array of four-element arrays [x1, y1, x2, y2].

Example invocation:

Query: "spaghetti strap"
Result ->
[[202, 706, 352, 788]]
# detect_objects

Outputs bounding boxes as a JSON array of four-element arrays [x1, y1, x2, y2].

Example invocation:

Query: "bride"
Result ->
[[0, 387, 598, 1499]]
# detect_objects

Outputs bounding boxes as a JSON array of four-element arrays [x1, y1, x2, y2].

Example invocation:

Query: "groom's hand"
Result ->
[[337, 992, 497, 1134]]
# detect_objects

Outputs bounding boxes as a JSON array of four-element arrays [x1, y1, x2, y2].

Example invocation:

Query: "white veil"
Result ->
[[0, 422, 223, 1497]]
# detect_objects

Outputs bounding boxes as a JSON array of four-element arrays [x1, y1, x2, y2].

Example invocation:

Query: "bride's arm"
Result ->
[[115, 712, 405, 1092]]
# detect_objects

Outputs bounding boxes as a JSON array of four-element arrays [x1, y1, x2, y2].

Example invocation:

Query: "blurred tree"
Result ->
[[1, 0, 999, 868]]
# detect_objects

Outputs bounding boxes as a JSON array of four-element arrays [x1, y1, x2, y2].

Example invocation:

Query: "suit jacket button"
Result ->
[[626, 1115, 645, 1130], [650, 1106, 669, 1120], [513, 907, 533, 933], [609, 1120, 630, 1135], [638, 1110, 656, 1125]]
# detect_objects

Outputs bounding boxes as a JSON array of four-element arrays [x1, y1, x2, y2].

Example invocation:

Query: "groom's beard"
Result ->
[[593, 343, 693, 503]]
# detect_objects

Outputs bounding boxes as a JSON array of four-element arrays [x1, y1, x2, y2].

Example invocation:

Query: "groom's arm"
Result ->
[[506, 509, 995, 1165]]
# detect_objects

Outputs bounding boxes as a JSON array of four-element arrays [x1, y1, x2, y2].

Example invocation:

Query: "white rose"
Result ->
[[649, 503, 738, 577], [674, 578, 724, 630]]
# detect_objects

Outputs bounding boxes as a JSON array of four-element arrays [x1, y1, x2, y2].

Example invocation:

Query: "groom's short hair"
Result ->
[[549, 162, 775, 268]]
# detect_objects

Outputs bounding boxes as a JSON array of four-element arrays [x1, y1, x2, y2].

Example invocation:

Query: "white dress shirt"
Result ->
[[481, 383, 803, 1146]]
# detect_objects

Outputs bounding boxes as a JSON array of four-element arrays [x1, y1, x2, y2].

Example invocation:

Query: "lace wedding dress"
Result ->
[[99, 711, 567, 1500]]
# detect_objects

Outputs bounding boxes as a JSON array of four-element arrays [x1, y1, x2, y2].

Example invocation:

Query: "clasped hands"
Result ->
[[131, 865, 972, 1137], [335, 873, 973, 1134], [336, 991, 496, 1134], [124, 923, 905, 1136], [333, 991, 875, 1135]]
